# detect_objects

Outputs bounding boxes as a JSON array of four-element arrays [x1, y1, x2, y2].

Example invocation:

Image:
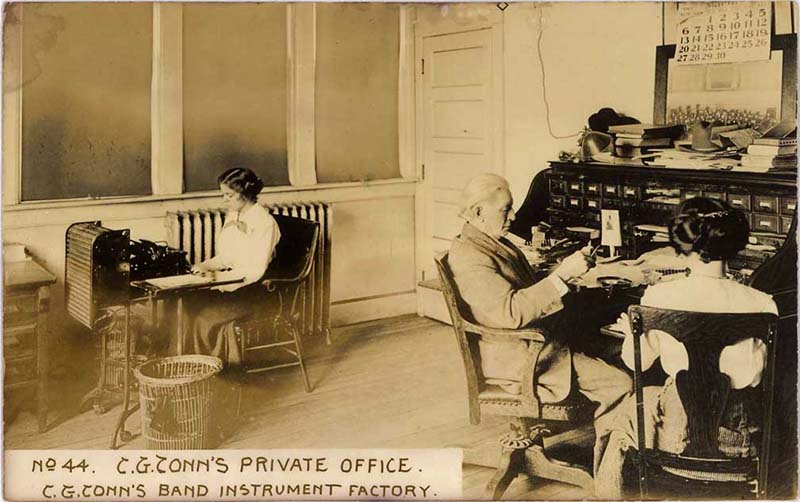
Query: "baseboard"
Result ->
[[331, 291, 417, 326]]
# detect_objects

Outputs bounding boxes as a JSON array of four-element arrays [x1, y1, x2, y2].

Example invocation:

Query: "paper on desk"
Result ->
[[143, 271, 245, 290], [143, 274, 213, 289], [574, 263, 646, 288]]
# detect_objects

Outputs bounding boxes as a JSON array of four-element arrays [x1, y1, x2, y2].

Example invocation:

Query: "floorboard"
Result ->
[[6, 314, 794, 499], [5, 315, 593, 499]]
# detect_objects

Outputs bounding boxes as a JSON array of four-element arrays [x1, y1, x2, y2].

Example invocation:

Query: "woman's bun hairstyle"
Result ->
[[217, 167, 264, 203], [668, 197, 749, 262]]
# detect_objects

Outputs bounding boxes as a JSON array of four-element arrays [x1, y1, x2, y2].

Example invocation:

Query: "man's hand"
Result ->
[[553, 247, 594, 281]]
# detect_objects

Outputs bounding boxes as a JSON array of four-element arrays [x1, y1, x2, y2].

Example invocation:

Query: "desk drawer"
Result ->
[[585, 183, 601, 196], [753, 195, 779, 214], [567, 197, 583, 210], [752, 214, 779, 233], [780, 196, 797, 214], [603, 184, 620, 198], [727, 193, 751, 211], [781, 216, 793, 234], [551, 195, 566, 209], [602, 198, 622, 210], [5, 357, 38, 386], [622, 185, 641, 200], [682, 189, 701, 200], [566, 180, 584, 195], [702, 191, 725, 201], [586, 212, 601, 225], [4, 291, 38, 312], [549, 179, 566, 195], [585, 197, 601, 211], [4, 322, 37, 352]]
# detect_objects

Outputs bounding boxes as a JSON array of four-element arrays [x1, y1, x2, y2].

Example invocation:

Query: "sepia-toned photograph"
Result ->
[[2, 1, 797, 500]]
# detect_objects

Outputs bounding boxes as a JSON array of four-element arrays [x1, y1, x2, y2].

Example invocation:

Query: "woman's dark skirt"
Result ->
[[183, 284, 272, 367]]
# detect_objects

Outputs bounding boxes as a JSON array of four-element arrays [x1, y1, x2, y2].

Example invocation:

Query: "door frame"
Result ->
[[413, 19, 505, 314]]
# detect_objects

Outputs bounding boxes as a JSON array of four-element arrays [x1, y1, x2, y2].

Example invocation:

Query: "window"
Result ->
[[20, 3, 152, 201], [183, 3, 289, 192], [315, 4, 400, 182]]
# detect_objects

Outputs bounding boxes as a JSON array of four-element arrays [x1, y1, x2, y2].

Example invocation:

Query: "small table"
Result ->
[[131, 272, 245, 355], [4, 259, 57, 432]]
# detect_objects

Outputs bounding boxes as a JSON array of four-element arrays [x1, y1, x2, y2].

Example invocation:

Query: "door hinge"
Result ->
[[421, 164, 425, 180], [421, 58, 425, 75], [422, 270, 426, 281]]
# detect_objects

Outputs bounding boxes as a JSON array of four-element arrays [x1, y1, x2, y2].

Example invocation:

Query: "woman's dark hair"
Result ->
[[217, 167, 264, 203], [668, 196, 749, 262]]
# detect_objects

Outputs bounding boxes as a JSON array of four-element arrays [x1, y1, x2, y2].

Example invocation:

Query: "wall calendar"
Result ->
[[675, 2, 772, 65]]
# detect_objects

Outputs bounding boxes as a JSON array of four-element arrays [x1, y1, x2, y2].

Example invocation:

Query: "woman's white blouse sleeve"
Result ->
[[239, 212, 279, 287], [216, 207, 280, 292]]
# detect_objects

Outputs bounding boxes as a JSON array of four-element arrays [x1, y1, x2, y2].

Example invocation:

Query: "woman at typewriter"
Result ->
[[593, 197, 778, 498], [187, 167, 280, 366]]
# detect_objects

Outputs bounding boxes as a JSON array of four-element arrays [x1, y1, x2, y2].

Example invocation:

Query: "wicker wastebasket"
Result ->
[[134, 355, 223, 449]]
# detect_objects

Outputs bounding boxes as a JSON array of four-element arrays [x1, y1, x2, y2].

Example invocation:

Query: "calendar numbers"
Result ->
[[676, 2, 771, 65]]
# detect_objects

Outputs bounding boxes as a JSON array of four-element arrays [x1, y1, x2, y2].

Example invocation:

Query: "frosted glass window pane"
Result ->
[[183, 3, 289, 192], [20, 3, 152, 201], [316, 4, 400, 183]]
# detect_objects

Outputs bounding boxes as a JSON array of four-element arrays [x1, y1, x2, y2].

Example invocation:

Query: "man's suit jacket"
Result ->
[[449, 222, 573, 403]]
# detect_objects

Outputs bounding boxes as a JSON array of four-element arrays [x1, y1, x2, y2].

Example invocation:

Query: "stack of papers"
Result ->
[[143, 271, 244, 290]]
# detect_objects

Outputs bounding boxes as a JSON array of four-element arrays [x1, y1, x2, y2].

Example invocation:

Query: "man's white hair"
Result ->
[[459, 173, 510, 219]]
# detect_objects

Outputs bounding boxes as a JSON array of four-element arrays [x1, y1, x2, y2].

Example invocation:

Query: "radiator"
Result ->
[[166, 203, 332, 339]]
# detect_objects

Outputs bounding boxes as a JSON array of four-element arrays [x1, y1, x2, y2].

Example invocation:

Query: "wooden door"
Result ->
[[418, 28, 502, 282]]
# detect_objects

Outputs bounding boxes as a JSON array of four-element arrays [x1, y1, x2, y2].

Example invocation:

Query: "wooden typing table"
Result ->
[[132, 271, 245, 355], [4, 259, 57, 432]]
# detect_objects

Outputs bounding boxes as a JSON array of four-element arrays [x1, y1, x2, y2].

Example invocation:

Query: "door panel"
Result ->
[[420, 28, 498, 280]]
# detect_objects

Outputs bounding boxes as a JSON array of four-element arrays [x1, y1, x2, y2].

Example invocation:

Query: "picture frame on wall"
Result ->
[[653, 33, 797, 129]]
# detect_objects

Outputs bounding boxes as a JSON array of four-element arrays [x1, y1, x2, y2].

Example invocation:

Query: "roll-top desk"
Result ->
[[542, 161, 797, 276]]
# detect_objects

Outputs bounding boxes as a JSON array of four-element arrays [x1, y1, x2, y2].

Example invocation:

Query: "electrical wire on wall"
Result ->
[[536, 7, 581, 140]]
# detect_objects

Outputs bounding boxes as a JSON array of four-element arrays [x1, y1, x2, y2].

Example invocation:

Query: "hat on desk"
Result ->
[[676, 121, 724, 153]]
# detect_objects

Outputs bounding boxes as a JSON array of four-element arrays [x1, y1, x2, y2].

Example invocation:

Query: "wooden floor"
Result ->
[[7, 314, 795, 499], [4, 314, 587, 500]]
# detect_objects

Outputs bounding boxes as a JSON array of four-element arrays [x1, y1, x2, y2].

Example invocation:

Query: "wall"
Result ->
[[502, 2, 662, 205], [413, 2, 661, 206], [3, 180, 416, 334]]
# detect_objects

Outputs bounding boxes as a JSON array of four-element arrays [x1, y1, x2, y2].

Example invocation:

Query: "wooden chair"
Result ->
[[233, 214, 319, 392], [627, 306, 779, 499], [435, 253, 595, 499]]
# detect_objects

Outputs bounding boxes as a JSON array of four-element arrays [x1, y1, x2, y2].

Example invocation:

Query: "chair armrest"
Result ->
[[261, 276, 302, 287], [519, 339, 544, 415], [462, 319, 546, 342], [460, 319, 547, 417]]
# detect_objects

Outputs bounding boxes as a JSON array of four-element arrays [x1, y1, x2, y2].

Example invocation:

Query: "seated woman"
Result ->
[[593, 197, 778, 499], [186, 167, 280, 366]]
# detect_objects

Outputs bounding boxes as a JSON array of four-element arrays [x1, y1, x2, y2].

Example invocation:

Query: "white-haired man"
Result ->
[[448, 173, 631, 416]]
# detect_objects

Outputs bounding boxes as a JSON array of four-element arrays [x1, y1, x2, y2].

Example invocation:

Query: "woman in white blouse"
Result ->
[[593, 197, 778, 499], [187, 167, 280, 365]]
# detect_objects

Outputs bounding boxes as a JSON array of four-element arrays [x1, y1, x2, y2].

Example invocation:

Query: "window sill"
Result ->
[[3, 177, 418, 212]]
